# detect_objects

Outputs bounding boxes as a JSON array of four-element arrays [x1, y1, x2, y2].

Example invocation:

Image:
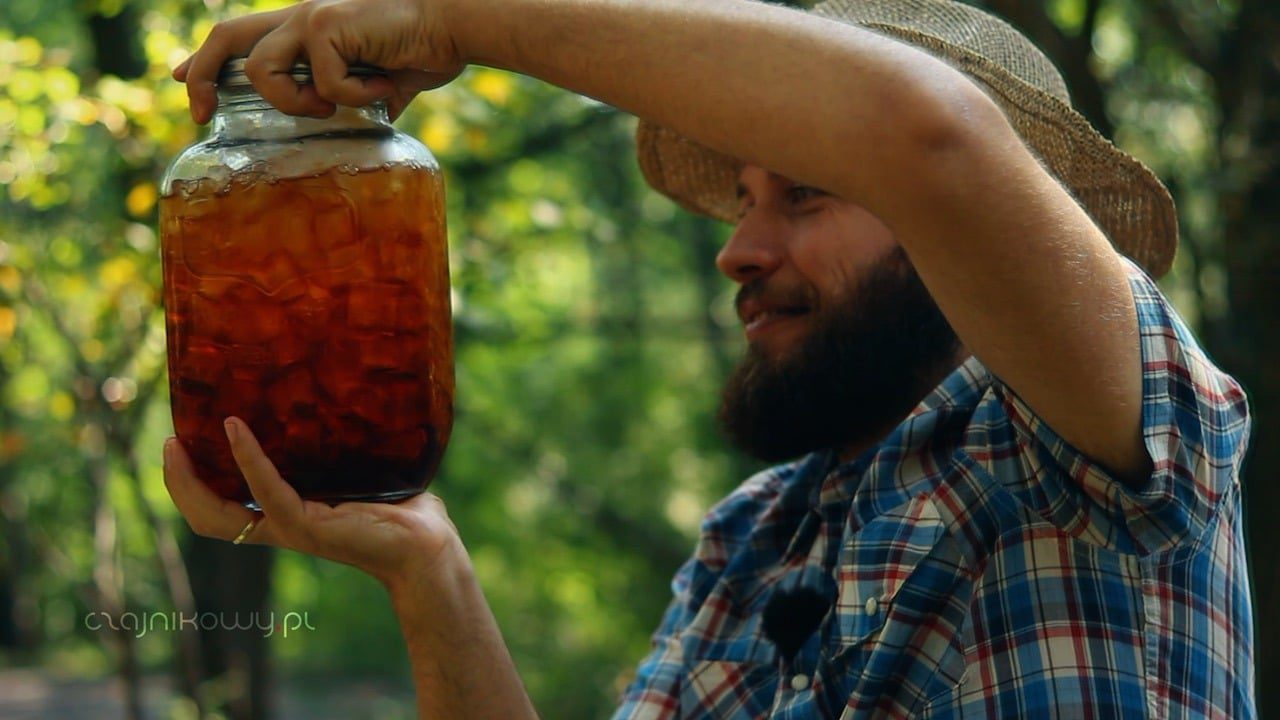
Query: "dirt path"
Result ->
[[0, 669, 415, 719]]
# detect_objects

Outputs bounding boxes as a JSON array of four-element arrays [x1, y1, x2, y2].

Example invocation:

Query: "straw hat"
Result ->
[[635, 0, 1178, 277]]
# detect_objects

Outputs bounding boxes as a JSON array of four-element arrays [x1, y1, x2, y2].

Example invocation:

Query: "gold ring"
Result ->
[[231, 515, 262, 545]]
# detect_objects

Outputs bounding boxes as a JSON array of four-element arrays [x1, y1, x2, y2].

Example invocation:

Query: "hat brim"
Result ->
[[636, 25, 1178, 278]]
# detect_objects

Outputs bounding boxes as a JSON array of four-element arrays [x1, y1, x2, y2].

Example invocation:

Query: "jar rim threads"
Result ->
[[216, 57, 388, 90]]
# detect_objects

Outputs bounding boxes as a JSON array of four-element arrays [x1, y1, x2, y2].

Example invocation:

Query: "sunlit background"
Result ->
[[1, 0, 1276, 718]]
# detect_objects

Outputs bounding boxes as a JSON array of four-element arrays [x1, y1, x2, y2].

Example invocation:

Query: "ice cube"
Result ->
[[348, 384, 386, 427], [312, 190, 360, 269], [225, 343, 273, 382], [180, 340, 227, 386], [194, 275, 242, 301], [346, 281, 405, 331], [170, 385, 213, 437], [267, 366, 317, 419], [179, 204, 235, 276], [391, 379, 431, 419], [317, 405, 369, 449], [245, 251, 305, 296], [190, 293, 236, 343], [283, 415, 326, 454], [274, 330, 313, 367], [315, 339, 362, 405], [313, 191, 357, 236], [288, 283, 333, 343], [273, 277, 308, 303], [378, 232, 428, 282], [342, 282, 431, 333], [357, 331, 410, 371], [393, 288, 428, 331], [248, 191, 314, 249], [349, 379, 428, 430], [223, 302, 284, 345], [373, 428, 427, 461], [212, 378, 267, 424]]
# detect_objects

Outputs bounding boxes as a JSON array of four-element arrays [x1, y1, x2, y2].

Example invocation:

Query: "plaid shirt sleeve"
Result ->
[[611, 470, 786, 719], [611, 559, 697, 719], [990, 255, 1251, 554]]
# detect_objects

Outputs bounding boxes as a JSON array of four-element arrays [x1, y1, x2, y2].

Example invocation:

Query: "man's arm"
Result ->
[[386, 547, 541, 720], [180, 0, 1149, 479], [450, 0, 1149, 484], [161, 422, 540, 720]]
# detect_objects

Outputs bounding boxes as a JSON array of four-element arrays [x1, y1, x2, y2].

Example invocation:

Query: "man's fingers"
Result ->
[[182, 9, 294, 123], [244, 20, 336, 118], [386, 69, 456, 120], [162, 437, 276, 545], [172, 56, 193, 81], [307, 37, 396, 110], [222, 417, 316, 539]]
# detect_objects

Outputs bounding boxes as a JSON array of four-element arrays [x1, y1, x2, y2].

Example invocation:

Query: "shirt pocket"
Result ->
[[679, 658, 778, 720], [823, 493, 971, 717]]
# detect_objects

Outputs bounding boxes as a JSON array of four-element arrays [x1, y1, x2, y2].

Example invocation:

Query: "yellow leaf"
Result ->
[[8, 68, 41, 103], [100, 256, 138, 290], [0, 266, 20, 295], [81, 338, 105, 363], [470, 69, 514, 106], [0, 306, 15, 343], [62, 97, 100, 126], [126, 182, 158, 218], [418, 114, 458, 153], [15, 37, 41, 66], [17, 104, 44, 136], [49, 391, 75, 421], [44, 67, 80, 103]]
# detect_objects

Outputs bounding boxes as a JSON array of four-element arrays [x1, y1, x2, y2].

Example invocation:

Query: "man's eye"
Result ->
[[787, 185, 823, 203]]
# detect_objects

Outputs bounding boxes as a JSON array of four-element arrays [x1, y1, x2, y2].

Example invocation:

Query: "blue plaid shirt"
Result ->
[[611, 257, 1253, 719]]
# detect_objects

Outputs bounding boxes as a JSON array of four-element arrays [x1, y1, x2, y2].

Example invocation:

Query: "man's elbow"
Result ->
[[838, 71, 1014, 215]]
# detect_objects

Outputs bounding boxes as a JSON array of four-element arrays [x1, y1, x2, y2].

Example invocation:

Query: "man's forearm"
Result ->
[[387, 547, 538, 719], [447, 0, 996, 224]]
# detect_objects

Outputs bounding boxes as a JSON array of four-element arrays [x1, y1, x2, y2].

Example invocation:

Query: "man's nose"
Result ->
[[716, 214, 785, 283]]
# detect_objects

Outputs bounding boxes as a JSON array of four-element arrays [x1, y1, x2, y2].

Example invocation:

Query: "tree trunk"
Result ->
[[1214, 1, 1280, 711], [182, 536, 275, 720]]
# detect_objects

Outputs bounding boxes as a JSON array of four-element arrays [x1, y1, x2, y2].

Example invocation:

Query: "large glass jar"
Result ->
[[159, 59, 453, 507]]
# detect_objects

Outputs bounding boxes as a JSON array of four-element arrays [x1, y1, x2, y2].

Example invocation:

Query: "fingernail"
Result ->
[[224, 419, 237, 443], [163, 438, 174, 467]]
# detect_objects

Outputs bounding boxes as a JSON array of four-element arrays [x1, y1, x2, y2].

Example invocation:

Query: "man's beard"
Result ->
[[718, 247, 963, 464]]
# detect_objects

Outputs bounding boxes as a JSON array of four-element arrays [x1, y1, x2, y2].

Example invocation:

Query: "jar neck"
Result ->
[[212, 89, 391, 142]]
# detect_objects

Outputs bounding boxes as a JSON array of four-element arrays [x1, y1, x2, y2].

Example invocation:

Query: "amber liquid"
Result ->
[[160, 165, 453, 506]]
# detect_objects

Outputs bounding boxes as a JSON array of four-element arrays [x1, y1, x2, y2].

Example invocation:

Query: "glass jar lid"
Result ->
[[217, 57, 387, 89]]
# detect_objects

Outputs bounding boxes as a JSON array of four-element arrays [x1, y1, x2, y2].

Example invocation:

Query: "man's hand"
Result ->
[[162, 417, 462, 591], [172, 0, 467, 123], [165, 419, 539, 718]]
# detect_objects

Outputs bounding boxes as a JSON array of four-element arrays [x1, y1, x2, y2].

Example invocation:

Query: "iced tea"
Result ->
[[160, 164, 453, 506]]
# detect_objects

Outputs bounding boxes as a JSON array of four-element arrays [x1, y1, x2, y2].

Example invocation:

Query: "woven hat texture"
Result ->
[[635, 0, 1177, 277]]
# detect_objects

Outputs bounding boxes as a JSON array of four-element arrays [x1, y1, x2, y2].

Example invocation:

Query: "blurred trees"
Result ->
[[0, 0, 1275, 718]]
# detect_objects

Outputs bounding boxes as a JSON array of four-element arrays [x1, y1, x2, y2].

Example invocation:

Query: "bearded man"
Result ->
[[163, 0, 1254, 716]]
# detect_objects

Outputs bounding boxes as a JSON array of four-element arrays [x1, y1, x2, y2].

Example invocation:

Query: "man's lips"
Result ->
[[743, 307, 810, 341], [735, 282, 816, 342]]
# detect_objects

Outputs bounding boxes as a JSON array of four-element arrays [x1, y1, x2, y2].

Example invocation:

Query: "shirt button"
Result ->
[[790, 673, 810, 691], [864, 596, 879, 616]]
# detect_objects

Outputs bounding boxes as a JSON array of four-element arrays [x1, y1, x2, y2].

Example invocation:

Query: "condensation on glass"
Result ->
[[159, 59, 452, 507]]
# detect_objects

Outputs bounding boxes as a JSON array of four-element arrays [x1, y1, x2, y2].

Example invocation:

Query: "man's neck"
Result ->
[[835, 428, 895, 465], [835, 348, 972, 464]]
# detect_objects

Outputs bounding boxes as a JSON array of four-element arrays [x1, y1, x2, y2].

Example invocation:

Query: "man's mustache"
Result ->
[[735, 279, 820, 317]]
